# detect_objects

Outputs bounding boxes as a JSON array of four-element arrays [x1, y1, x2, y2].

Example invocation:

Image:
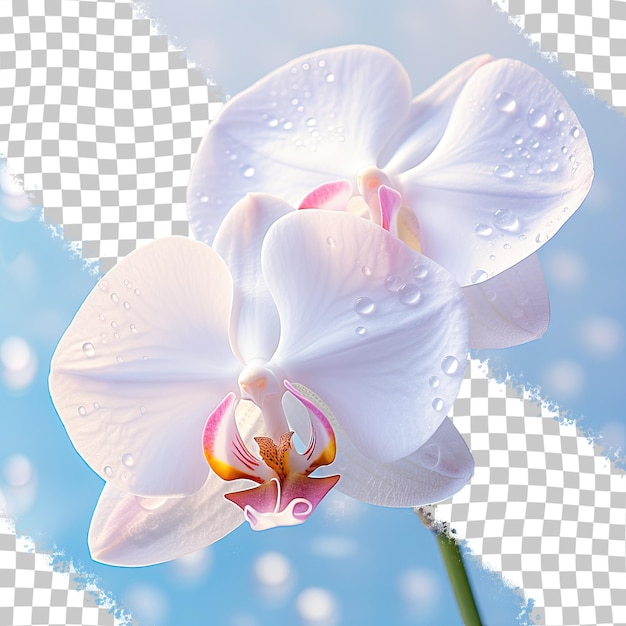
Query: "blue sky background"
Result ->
[[1, 0, 624, 624]]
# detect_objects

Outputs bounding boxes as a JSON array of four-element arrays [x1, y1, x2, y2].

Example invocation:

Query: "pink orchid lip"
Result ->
[[202, 381, 340, 531]]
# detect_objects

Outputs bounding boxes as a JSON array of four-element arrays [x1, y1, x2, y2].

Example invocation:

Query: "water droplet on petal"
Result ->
[[485, 289, 497, 302], [110, 321, 118, 329], [544, 158, 559, 173], [110, 293, 119, 304], [140, 406, 147, 415], [495, 91, 516, 112], [361, 265, 372, 277], [241, 165, 255, 178], [326, 236, 336, 247], [98, 280, 108, 292], [429, 376, 440, 389], [98, 313, 106, 321], [417, 443, 440, 468], [283, 121, 293, 130], [398, 283, 421, 305], [318, 59, 326, 68], [512, 135, 524, 145], [78, 405, 87, 416], [528, 108, 548, 129], [306, 118, 316, 127], [134, 288, 141, 296], [570, 126, 580, 138], [325, 73, 335, 83], [267, 117, 279, 128], [471, 270, 488, 284], [441, 355, 460, 375], [474, 224, 493, 237], [144, 514, 159, 530], [129, 324, 137, 333], [354, 297, 376, 316], [103, 466, 113, 477], [354, 326, 366, 336], [200, 195, 209, 203], [494, 165, 514, 179], [554, 110, 565, 123], [116, 355, 123, 363], [82, 342, 95, 358], [302, 62, 310, 71], [493, 208, 520, 232], [93, 401, 100, 410], [412, 264, 428, 280], [501, 148, 515, 159], [432, 397, 444, 411], [527, 162, 543, 175], [384, 275, 401, 292], [122, 453, 135, 467], [123, 301, 130, 310], [124, 279, 133, 289]]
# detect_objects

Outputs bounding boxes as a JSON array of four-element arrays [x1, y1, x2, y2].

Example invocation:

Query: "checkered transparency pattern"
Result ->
[[493, 0, 626, 112], [0, 0, 224, 273], [439, 359, 626, 626], [0, 519, 128, 626]]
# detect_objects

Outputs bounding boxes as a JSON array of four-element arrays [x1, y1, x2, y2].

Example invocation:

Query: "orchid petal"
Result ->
[[187, 45, 412, 244], [49, 238, 241, 497], [298, 180, 353, 211], [464, 253, 550, 349], [225, 474, 339, 531], [401, 59, 593, 286], [88, 475, 245, 567], [264, 210, 469, 463], [378, 185, 402, 234], [203, 393, 273, 484], [283, 381, 336, 475], [382, 54, 494, 173], [213, 193, 291, 362], [283, 389, 473, 506]]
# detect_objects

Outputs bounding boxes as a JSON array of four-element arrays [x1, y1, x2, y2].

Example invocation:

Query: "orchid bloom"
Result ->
[[187, 45, 593, 349], [49, 193, 472, 566]]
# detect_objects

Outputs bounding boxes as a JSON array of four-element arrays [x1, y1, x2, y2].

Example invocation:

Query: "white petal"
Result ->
[[401, 59, 593, 286], [187, 44, 411, 244], [464, 253, 550, 349], [88, 475, 244, 566], [382, 54, 494, 173], [283, 392, 473, 506], [49, 238, 242, 497], [264, 210, 469, 463], [213, 194, 292, 362]]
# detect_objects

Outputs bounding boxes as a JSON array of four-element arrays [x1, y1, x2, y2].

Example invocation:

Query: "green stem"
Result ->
[[416, 508, 483, 626]]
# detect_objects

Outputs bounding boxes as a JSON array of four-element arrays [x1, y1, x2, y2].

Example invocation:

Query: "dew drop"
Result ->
[[501, 148, 515, 159], [110, 321, 118, 329], [98, 313, 105, 321], [144, 514, 159, 530], [384, 275, 401, 292], [122, 453, 135, 467], [417, 443, 440, 468], [134, 288, 141, 296], [140, 405, 147, 415], [570, 126, 580, 138], [93, 401, 100, 410], [544, 158, 559, 173], [78, 405, 87, 416], [302, 62, 310, 71], [354, 297, 376, 316], [495, 91, 516, 112], [554, 110, 565, 123], [526, 162, 543, 175], [530, 140, 540, 149], [493, 208, 520, 232], [318, 59, 326, 68], [412, 264, 428, 280], [98, 280, 108, 292], [512, 135, 524, 145], [326, 236, 336, 247], [267, 117, 279, 128], [474, 223, 493, 237], [494, 165, 514, 179], [489, 254, 496, 261], [124, 279, 133, 289], [110, 293, 119, 304], [528, 107, 548, 129], [485, 289, 497, 302], [441, 355, 460, 375], [306, 118, 317, 127], [471, 269, 488, 284], [325, 73, 335, 83], [503, 243, 511, 250], [361, 265, 372, 277], [432, 397, 444, 412], [123, 301, 131, 310], [130, 324, 137, 333], [561, 146, 568, 154], [354, 326, 367, 336], [283, 121, 293, 130], [241, 165, 255, 178], [398, 283, 422, 305], [200, 195, 209, 203], [428, 375, 440, 389], [116, 355, 123, 363], [82, 342, 95, 358], [113, 332, 120, 340], [103, 466, 113, 477], [518, 147, 530, 158]]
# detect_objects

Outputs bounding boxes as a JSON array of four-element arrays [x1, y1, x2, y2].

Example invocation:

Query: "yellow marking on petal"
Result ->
[[397, 208, 422, 253]]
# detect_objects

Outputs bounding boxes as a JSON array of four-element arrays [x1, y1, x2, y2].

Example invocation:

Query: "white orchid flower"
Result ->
[[187, 45, 593, 349], [49, 194, 472, 566]]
